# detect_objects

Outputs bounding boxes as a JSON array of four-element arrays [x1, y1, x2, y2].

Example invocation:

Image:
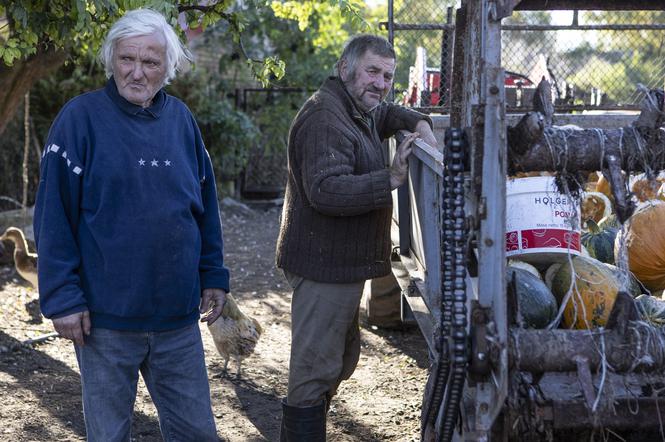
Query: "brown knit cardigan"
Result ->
[[275, 77, 431, 283]]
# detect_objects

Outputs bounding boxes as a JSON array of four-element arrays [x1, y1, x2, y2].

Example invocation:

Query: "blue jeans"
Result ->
[[74, 323, 218, 442]]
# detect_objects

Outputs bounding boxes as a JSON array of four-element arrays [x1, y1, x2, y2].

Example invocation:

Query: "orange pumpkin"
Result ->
[[595, 174, 614, 202], [615, 201, 665, 291], [631, 177, 665, 202], [585, 171, 600, 192], [581, 192, 612, 226], [550, 255, 620, 329], [657, 184, 665, 202]]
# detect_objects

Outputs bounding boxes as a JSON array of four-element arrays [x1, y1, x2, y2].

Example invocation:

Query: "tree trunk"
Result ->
[[0, 47, 66, 137], [508, 80, 665, 174], [507, 80, 665, 222], [509, 124, 665, 173], [22, 92, 30, 209], [510, 325, 665, 373]]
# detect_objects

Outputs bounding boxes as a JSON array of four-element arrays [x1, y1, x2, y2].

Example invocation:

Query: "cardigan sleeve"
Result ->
[[296, 121, 392, 217], [34, 107, 88, 319], [373, 102, 433, 141]]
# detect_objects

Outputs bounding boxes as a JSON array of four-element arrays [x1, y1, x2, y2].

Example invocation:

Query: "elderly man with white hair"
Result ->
[[34, 8, 229, 441]]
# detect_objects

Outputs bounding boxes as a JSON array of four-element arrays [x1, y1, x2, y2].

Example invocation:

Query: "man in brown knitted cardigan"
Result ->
[[276, 34, 436, 440]]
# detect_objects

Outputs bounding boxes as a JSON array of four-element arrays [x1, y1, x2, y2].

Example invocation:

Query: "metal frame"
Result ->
[[391, 0, 665, 440], [236, 87, 314, 199], [238, 87, 315, 113], [384, 1, 665, 113], [382, 23, 665, 31], [515, 0, 665, 9]]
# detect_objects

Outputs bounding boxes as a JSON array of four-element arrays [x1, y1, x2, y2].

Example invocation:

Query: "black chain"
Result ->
[[421, 129, 469, 441], [437, 128, 469, 441]]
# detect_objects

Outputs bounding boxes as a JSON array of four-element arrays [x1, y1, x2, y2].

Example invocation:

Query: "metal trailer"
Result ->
[[389, 1, 665, 440]]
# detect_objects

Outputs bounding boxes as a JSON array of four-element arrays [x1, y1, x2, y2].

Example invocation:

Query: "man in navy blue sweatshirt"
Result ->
[[33, 8, 228, 441]]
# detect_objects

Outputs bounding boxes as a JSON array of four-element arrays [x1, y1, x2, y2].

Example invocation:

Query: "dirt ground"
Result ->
[[0, 201, 430, 441]]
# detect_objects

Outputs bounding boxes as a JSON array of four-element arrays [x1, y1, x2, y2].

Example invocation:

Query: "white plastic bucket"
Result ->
[[505, 176, 581, 264]]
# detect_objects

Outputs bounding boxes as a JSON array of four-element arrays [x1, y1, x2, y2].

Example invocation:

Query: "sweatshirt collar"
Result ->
[[105, 77, 166, 118]]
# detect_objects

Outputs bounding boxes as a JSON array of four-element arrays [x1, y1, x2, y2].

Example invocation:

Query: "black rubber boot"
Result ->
[[279, 398, 326, 442]]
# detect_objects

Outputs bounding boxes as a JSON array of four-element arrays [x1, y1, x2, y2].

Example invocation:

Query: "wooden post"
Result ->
[[22, 92, 30, 210]]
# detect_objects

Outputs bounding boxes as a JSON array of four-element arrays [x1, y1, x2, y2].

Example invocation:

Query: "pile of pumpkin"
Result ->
[[509, 172, 665, 330]]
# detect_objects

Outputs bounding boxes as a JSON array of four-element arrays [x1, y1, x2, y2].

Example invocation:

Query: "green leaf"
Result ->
[[3, 50, 16, 65]]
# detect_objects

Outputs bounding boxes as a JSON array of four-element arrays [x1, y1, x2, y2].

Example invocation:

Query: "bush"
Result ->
[[0, 62, 260, 206], [0, 62, 103, 210], [168, 71, 261, 191]]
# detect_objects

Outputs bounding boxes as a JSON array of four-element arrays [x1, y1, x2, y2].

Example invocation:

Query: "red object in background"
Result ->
[[406, 69, 534, 107], [504, 71, 534, 87], [426, 70, 441, 106]]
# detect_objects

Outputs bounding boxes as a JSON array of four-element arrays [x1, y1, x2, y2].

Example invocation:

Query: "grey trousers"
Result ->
[[284, 272, 366, 407]]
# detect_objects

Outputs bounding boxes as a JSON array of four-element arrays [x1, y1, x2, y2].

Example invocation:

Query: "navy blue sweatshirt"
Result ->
[[34, 78, 230, 331]]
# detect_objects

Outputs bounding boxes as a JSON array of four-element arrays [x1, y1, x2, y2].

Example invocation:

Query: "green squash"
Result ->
[[635, 295, 665, 327], [507, 267, 558, 329], [598, 214, 621, 230], [544, 263, 562, 290], [581, 219, 618, 265], [507, 259, 542, 280]]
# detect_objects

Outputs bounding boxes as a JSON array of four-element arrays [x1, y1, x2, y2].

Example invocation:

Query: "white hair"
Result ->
[[99, 8, 192, 86]]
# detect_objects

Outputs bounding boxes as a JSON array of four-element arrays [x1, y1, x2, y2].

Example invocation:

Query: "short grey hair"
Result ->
[[334, 34, 396, 79], [100, 8, 192, 86]]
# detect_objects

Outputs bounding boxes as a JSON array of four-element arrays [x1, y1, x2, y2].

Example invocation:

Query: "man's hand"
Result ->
[[52, 310, 91, 346], [200, 288, 227, 325], [415, 120, 438, 149], [390, 132, 419, 189]]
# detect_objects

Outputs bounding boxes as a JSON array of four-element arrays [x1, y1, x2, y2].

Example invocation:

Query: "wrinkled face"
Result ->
[[340, 50, 395, 113], [112, 33, 167, 108]]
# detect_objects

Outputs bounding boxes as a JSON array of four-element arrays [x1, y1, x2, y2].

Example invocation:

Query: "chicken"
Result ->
[[207, 293, 262, 377], [0, 227, 38, 290]]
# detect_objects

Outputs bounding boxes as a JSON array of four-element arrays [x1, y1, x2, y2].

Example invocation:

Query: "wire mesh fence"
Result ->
[[238, 88, 311, 198], [384, 2, 665, 112]]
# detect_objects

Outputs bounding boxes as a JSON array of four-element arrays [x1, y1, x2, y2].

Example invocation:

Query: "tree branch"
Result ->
[[0, 46, 67, 137]]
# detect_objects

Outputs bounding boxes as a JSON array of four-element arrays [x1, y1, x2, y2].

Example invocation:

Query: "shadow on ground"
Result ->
[[362, 323, 430, 369], [0, 331, 162, 440]]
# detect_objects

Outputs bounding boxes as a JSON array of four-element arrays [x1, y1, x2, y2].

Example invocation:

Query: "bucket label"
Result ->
[[506, 229, 580, 253], [506, 177, 581, 261], [533, 196, 571, 206]]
